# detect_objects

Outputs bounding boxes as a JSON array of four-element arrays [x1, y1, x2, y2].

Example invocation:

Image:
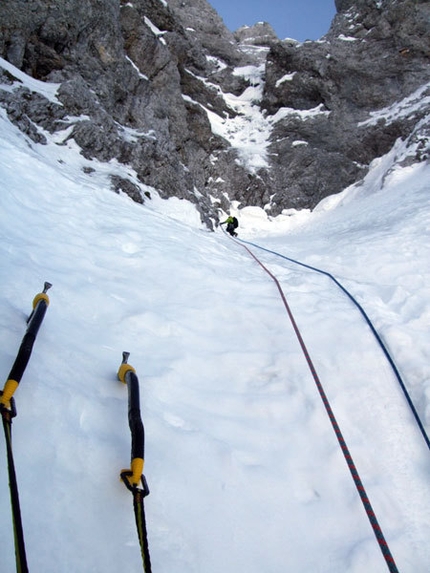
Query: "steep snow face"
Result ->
[[205, 63, 269, 172], [198, 61, 331, 176], [1, 51, 430, 573], [180, 61, 272, 173]]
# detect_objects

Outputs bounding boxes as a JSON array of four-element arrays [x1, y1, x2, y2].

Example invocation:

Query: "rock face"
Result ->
[[261, 0, 430, 211], [0, 0, 429, 224]]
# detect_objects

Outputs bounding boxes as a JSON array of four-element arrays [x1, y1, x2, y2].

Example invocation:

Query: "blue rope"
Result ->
[[235, 239, 400, 573], [237, 236, 430, 451]]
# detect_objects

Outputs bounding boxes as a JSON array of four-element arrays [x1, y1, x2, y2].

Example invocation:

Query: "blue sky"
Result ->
[[209, 0, 337, 42]]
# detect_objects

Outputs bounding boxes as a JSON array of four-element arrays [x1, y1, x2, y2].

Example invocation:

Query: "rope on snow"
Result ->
[[236, 236, 430, 452], [225, 232, 400, 573]]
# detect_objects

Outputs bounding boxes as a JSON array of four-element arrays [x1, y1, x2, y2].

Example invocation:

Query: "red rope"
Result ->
[[238, 240, 400, 573]]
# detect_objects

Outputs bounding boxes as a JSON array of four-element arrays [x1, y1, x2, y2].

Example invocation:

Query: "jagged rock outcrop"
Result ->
[[260, 0, 430, 211], [0, 0, 429, 225]]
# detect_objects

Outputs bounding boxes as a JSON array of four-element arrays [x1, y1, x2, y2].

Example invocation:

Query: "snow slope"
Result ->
[[1, 61, 430, 573]]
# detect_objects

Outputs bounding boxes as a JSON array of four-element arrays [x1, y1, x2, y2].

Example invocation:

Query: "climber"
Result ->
[[221, 215, 239, 237]]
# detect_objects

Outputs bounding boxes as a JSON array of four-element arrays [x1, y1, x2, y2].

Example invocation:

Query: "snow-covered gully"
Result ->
[[223, 229, 428, 573], [1, 60, 430, 571], [235, 236, 430, 454]]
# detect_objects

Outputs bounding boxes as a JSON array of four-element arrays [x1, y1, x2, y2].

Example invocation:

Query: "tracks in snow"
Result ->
[[228, 233, 430, 572]]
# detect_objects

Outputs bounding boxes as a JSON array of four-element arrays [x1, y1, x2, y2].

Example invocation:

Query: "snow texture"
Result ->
[[0, 58, 430, 573]]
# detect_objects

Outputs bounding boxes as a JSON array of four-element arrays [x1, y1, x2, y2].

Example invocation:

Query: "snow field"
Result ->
[[1, 61, 430, 572]]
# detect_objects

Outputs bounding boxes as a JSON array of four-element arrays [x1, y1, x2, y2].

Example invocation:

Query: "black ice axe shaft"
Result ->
[[117, 351, 148, 492], [0, 281, 52, 410]]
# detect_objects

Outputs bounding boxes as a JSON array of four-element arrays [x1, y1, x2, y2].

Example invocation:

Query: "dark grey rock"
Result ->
[[111, 175, 145, 204], [0, 0, 429, 224]]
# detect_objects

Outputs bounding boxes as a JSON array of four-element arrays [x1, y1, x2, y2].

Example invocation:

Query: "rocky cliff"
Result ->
[[0, 0, 429, 226]]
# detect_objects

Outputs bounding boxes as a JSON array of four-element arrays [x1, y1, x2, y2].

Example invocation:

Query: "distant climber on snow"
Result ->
[[221, 215, 239, 237]]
